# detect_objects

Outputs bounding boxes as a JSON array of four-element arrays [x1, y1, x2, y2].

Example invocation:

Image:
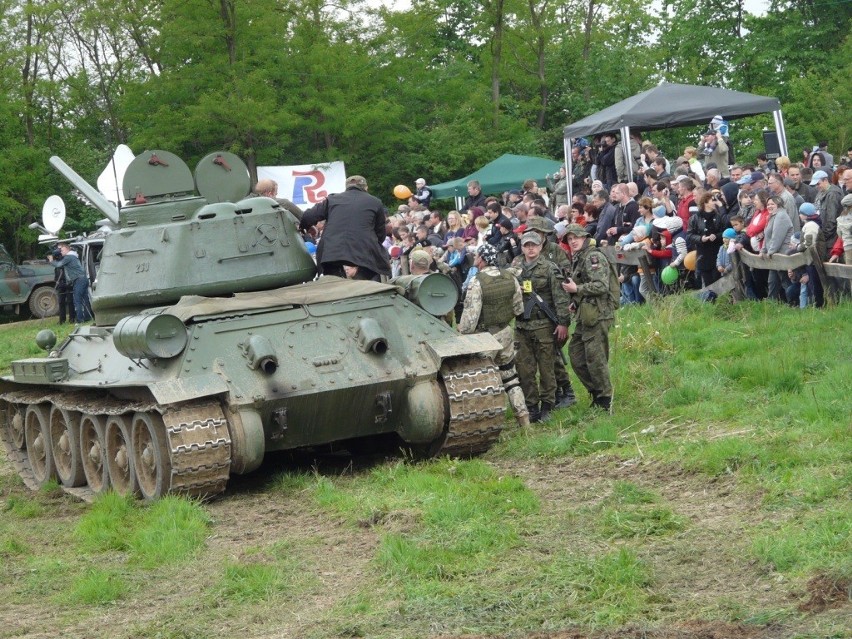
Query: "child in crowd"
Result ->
[[717, 227, 736, 277]]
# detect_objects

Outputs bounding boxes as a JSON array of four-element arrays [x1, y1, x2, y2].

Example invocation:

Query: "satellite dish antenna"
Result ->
[[42, 195, 66, 235], [97, 144, 135, 205]]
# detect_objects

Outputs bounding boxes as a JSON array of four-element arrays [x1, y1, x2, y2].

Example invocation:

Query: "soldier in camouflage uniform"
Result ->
[[458, 244, 530, 427], [561, 224, 618, 413], [511, 232, 571, 423], [524, 216, 577, 408]]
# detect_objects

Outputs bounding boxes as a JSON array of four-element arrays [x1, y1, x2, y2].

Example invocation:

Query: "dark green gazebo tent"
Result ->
[[430, 153, 563, 199]]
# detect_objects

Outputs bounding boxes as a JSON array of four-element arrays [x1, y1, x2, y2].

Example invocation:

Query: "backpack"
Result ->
[[590, 248, 621, 311]]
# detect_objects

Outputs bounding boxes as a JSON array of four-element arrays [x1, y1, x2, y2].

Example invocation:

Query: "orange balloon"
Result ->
[[684, 250, 697, 271], [393, 184, 413, 200]]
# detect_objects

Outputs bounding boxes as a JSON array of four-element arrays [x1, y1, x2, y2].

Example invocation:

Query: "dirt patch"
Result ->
[[798, 573, 851, 613]]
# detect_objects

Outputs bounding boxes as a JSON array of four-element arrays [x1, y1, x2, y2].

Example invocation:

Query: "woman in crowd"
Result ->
[[444, 210, 465, 244], [636, 197, 655, 236], [808, 152, 828, 171], [760, 195, 794, 300], [687, 192, 726, 288], [583, 204, 600, 239], [463, 207, 484, 244]]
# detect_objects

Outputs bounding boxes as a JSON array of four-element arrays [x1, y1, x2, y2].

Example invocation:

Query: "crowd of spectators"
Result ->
[[295, 129, 851, 311]]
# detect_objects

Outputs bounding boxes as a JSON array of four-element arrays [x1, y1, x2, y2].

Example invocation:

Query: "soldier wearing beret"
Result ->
[[561, 224, 619, 412], [510, 231, 571, 423]]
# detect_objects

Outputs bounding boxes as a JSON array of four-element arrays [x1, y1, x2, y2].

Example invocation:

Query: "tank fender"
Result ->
[[423, 333, 502, 365], [228, 408, 265, 474], [148, 373, 230, 405]]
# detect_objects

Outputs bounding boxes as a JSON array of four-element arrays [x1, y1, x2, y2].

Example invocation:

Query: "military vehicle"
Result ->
[[0, 150, 506, 501], [0, 244, 58, 319]]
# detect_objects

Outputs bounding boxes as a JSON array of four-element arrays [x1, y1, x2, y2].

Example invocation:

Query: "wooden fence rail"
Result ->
[[600, 244, 852, 303]]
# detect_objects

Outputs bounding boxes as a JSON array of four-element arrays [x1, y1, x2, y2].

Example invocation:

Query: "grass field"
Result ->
[[0, 297, 850, 639]]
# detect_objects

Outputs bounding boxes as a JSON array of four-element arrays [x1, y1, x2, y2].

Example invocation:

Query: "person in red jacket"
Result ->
[[674, 175, 697, 231]]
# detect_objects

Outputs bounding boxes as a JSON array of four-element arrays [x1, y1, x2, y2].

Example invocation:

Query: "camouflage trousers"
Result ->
[[492, 325, 529, 425], [568, 320, 613, 400], [515, 324, 557, 408]]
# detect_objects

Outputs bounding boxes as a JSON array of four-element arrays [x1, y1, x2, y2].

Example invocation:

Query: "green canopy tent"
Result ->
[[430, 153, 563, 200]]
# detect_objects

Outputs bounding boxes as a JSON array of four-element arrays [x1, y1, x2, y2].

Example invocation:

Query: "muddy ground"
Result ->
[[0, 448, 848, 639]]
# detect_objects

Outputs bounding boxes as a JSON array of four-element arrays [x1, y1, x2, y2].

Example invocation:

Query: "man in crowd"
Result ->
[[511, 232, 571, 423], [698, 129, 730, 178], [300, 175, 390, 281], [253, 178, 304, 221], [768, 173, 800, 232], [457, 243, 530, 428], [786, 165, 814, 203], [811, 170, 843, 247], [674, 175, 698, 230], [461, 179, 486, 213], [561, 225, 618, 413]]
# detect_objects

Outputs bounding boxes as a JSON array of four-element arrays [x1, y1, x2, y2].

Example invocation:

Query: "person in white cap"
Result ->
[[413, 178, 432, 209]]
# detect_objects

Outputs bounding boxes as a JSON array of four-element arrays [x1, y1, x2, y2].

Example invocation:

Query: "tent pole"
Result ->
[[564, 136, 573, 203], [620, 125, 633, 183], [773, 110, 788, 158]]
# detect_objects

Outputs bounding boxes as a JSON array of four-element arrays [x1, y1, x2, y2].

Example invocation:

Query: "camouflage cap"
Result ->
[[476, 243, 499, 266], [521, 231, 542, 246], [409, 249, 431, 269], [564, 223, 590, 238], [346, 175, 368, 189], [524, 216, 550, 233]]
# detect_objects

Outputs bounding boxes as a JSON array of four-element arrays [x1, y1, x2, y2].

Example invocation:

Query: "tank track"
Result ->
[[0, 389, 231, 503], [435, 357, 506, 456]]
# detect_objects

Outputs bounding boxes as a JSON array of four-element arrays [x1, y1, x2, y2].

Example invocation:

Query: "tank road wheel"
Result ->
[[131, 412, 172, 501], [24, 405, 55, 485], [49, 407, 86, 487], [105, 415, 137, 496], [80, 414, 110, 495], [28, 286, 59, 318], [3, 401, 25, 451]]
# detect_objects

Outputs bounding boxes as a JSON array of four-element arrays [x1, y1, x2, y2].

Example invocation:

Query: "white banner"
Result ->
[[257, 161, 347, 210]]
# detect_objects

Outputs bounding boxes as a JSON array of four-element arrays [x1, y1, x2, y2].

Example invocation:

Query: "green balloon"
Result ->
[[661, 266, 679, 285]]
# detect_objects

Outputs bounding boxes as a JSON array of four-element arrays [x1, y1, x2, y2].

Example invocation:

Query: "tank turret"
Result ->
[[52, 151, 317, 324], [0, 150, 507, 502]]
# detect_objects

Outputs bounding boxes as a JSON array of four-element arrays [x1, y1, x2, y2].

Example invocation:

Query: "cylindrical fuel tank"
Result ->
[[113, 313, 188, 360], [391, 273, 459, 316]]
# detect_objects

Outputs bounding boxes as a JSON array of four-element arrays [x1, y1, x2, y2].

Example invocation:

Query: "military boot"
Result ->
[[591, 396, 612, 414], [516, 412, 531, 428], [555, 383, 577, 409], [537, 402, 554, 423], [527, 404, 540, 424]]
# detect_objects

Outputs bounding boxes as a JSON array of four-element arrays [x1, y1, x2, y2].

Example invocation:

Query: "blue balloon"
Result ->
[[304, 241, 317, 255]]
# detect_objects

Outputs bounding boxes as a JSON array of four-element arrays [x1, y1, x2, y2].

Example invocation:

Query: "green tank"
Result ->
[[0, 150, 507, 500]]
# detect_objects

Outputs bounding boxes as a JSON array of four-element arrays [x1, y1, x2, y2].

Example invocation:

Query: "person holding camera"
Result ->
[[47, 242, 91, 323], [51, 247, 76, 324], [596, 133, 618, 190]]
